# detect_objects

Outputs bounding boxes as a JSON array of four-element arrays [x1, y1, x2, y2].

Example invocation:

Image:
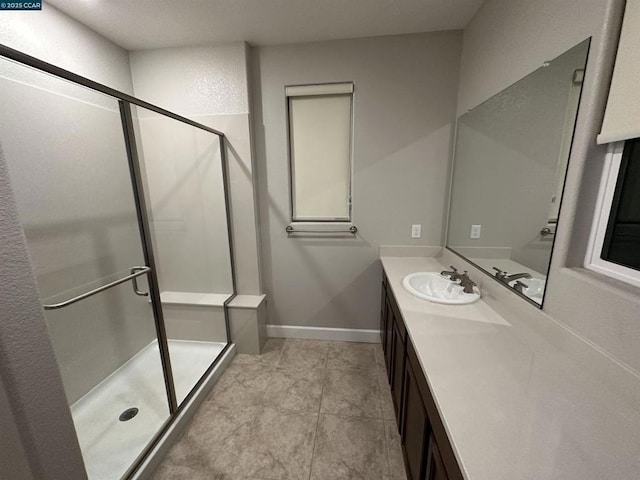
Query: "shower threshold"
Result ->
[[70, 339, 226, 480]]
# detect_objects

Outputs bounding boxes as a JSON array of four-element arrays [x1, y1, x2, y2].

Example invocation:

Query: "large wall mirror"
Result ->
[[446, 39, 590, 307]]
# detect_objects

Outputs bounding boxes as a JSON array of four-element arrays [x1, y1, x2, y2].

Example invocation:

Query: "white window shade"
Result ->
[[598, 1, 640, 144], [288, 85, 353, 221]]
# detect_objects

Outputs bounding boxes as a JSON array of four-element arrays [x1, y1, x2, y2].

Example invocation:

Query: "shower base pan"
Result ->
[[70, 339, 227, 480]]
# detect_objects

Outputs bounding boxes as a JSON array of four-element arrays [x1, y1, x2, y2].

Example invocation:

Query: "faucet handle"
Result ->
[[449, 266, 458, 272], [513, 281, 527, 293], [460, 273, 476, 294], [492, 267, 505, 277]]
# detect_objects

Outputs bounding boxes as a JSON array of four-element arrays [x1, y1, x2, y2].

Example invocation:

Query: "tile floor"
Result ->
[[152, 338, 408, 480]]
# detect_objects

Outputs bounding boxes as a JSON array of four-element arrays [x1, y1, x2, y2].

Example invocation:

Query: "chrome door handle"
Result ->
[[43, 266, 151, 310], [130, 267, 149, 297]]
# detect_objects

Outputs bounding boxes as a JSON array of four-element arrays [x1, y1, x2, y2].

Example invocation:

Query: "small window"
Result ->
[[286, 83, 353, 222], [601, 139, 640, 268], [586, 140, 640, 287]]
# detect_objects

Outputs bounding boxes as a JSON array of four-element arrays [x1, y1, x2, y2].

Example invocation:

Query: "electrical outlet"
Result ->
[[470, 224, 481, 239], [411, 224, 422, 239]]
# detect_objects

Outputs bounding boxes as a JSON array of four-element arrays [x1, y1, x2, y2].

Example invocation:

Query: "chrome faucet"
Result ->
[[513, 280, 528, 293], [458, 271, 477, 294], [441, 266, 476, 294], [503, 272, 532, 283], [441, 266, 463, 281], [492, 267, 532, 283]]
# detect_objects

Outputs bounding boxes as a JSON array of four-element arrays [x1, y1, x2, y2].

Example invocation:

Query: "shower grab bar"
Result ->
[[285, 225, 358, 235], [42, 266, 151, 310]]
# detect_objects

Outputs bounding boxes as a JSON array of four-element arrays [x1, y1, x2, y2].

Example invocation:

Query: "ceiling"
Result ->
[[46, 0, 484, 51]]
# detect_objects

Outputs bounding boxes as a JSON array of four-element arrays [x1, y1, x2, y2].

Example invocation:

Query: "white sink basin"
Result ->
[[402, 272, 481, 305]]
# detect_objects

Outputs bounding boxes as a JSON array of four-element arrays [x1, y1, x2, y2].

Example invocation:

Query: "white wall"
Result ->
[[252, 32, 462, 329], [0, 2, 133, 94], [129, 43, 263, 295], [453, 0, 640, 375]]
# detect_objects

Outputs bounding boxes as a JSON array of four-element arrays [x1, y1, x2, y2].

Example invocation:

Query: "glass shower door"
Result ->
[[0, 59, 171, 479], [132, 105, 233, 405]]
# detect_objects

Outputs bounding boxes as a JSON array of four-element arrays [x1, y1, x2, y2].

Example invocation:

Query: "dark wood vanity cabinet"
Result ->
[[380, 275, 406, 430], [424, 434, 449, 480], [402, 359, 429, 480], [380, 274, 463, 480]]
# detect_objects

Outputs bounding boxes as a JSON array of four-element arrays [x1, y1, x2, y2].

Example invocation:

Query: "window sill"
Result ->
[[563, 266, 640, 301]]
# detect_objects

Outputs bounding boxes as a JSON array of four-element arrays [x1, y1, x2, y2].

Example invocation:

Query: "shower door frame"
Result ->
[[0, 43, 237, 479]]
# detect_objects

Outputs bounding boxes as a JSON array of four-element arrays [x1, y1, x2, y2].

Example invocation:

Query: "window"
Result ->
[[586, 140, 640, 287], [286, 83, 353, 222]]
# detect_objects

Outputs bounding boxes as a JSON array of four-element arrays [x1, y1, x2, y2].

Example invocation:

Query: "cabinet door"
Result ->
[[380, 282, 387, 347], [391, 320, 406, 432], [402, 361, 429, 480], [424, 434, 449, 480], [384, 298, 394, 377]]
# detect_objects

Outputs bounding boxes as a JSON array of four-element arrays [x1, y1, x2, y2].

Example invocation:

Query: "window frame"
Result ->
[[585, 141, 640, 288], [285, 82, 355, 224]]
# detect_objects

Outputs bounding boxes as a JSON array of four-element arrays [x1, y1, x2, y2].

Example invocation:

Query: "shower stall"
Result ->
[[0, 45, 235, 479]]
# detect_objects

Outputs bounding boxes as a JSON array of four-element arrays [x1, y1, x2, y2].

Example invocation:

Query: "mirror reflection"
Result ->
[[446, 39, 590, 306]]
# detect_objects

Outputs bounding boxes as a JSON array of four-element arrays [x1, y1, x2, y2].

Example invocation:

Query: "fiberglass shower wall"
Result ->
[[0, 60, 164, 404], [0, 58, 172, 479]]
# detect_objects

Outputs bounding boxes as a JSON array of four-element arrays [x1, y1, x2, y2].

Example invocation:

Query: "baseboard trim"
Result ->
[[267, 325, 381, 343]]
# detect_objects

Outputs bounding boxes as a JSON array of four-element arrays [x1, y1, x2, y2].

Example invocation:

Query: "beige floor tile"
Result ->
[[153, 340, 404, 480], [162, 403, 259, 477], [374, 343, 386, 368], [153, 463, 270, 480], [262, 366, 324, 413], [377, 364, 391, 388], [310, 414, 389, 480], [234, 338, 285, 366], [320, 368, 382, 418], [385, 420, 407, 480], [327, 341, 377, 372], [277, 339, 330, 370], [206, 362, 273, 407], [151, 464, 210, 480], [380, 385, 397, 421], [235, 407, 318, 479]]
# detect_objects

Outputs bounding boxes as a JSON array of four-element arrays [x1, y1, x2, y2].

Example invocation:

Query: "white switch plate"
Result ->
[[470, 224, 481, 239], [411, 224, 422, 239]]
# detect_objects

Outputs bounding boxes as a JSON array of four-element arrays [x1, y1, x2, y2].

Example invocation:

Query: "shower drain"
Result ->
[[119, 407, 139, 422]]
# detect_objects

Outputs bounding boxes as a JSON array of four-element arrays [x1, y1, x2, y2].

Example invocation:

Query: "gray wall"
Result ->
[[452, 0, 640, 374], [252, 32, 462, 329], [129, 43, 264, 295]]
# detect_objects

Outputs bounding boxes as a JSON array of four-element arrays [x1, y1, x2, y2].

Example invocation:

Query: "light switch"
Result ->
[[470, 224, 481, 239], [411, 224, 422, 239]]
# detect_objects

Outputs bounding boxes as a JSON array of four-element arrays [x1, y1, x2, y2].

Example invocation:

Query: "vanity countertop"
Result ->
[[380, 256, 640, 480]]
